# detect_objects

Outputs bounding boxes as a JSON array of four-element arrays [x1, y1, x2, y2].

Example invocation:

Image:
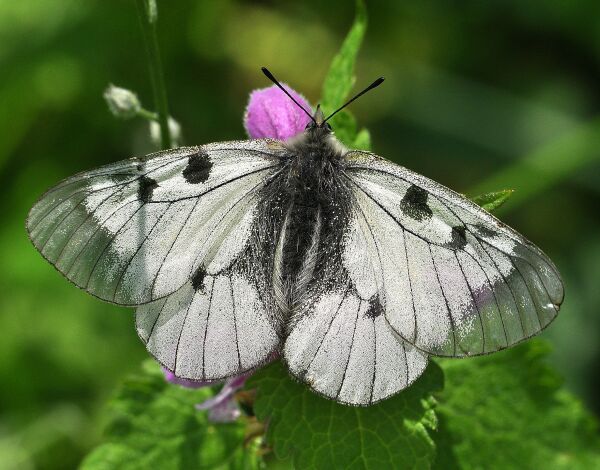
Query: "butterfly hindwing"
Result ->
[[27, 140, 283, 306], [137, 271, 280, 381], [340, 151, 564, 357], [285, 285, 429, 406]]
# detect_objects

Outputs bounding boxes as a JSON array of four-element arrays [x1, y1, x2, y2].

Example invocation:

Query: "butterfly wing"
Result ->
[[284, 284, 429, 406], [339, 151, 564, 357], [136, 265, 280, 381], [282, 189, 428, 406], [27, 140, 282, 306], [28, 139, 287, 380]]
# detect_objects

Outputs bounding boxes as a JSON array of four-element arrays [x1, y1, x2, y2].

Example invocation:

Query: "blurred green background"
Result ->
[[2, 0, 600, 467]]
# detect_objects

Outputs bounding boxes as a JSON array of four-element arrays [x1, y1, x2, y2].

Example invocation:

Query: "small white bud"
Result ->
[[150, 116, 182, 147], [103, 84, 141, 119]]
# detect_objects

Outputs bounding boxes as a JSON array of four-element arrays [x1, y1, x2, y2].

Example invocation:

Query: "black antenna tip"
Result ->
[[371, 77, 385, 88], [261, 67, 275, 80], [259, 66, 317, 124], [323, 76, 386, 123]]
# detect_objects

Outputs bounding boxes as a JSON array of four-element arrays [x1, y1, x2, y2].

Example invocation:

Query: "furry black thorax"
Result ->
[[257, 126, 353, 317]]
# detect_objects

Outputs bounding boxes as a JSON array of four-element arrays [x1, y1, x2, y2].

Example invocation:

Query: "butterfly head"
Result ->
[[260, 67, 384, 139], [305, 105, 333, 133]]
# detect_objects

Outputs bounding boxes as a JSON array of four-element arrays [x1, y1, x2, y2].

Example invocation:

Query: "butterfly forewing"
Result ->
[[340, 151, 564, 357], [27, 140, 282, 306]]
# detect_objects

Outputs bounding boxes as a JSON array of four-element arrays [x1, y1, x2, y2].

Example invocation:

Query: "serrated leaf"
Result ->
[[435, 341, 600, 470], [80, 360, 259, 470], [248, 360, 444, 469], [470, 189, 514, 212], [320, 0, 366, 136]]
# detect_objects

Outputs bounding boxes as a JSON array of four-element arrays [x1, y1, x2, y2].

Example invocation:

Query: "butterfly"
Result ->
[[27, 68, 563, 406]]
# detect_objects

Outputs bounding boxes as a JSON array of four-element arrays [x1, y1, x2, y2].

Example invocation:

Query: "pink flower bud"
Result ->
[[244, 84, 312, 140]]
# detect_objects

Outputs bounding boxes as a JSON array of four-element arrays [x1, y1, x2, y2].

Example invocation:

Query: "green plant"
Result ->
[[75, 1, 600, 468]]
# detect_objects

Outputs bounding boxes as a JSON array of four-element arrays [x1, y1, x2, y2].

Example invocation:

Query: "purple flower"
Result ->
[[195, 373, 250, 423], [244, 84, 312, 140], [162, 367, 250, 423]]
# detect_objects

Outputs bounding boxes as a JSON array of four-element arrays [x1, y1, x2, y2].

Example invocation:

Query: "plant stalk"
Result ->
[[136, 0, 171, 149]]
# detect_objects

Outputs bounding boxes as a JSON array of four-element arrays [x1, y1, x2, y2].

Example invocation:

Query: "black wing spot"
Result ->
[[139, 175, 159, 203], [183, 150, 212, 184], [191, 265, 207, 292], [365, 296, 384, 319], [400, 185, 433, 221], [446, 226, 468, 250]]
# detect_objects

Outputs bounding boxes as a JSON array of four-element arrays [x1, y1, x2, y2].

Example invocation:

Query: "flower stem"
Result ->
[[137, 107, 159, 122], [136, 0, 171, 149]]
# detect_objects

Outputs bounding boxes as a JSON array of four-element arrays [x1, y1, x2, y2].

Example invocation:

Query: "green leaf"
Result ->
[[353, 127, 371, 150], [435, 341, 600, 469], [329, 108, 371, 150], [321, 0, 366, 111], [248, 360, 444, 469], [320, 0, 367, 146], [470, 189, 514, 212], [328, 110, 357, 148], [80, 360, 259, 470]]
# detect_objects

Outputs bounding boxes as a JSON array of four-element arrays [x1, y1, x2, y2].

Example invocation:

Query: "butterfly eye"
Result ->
[[305, 122, 315, 130], [325, 122, 332, 131]]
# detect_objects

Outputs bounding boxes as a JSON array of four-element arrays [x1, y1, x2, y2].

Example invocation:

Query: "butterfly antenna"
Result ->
[[323, 77, 385, 123], [261, 67, 316, 124]]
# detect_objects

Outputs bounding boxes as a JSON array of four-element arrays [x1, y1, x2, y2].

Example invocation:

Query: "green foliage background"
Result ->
[[1, 0, 600, 468]]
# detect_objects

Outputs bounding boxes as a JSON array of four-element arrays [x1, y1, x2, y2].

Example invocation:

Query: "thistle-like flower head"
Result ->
[[244, 84, 312, 140]]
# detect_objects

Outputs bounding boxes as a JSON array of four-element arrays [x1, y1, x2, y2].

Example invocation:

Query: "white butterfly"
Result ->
[[27, 69, 563, 406]]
